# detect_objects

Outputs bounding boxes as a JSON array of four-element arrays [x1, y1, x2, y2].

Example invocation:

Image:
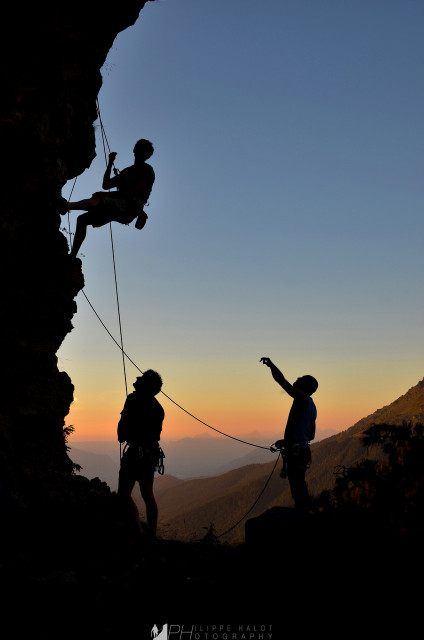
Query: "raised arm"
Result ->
[[102, 151, 118, 190], [260, 357, 306, 400]]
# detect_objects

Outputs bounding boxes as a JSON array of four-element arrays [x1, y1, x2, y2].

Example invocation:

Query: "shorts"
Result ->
[[286, 445, 312, 473], [119, 445, 158, 490], [90, 193, 142, 228]]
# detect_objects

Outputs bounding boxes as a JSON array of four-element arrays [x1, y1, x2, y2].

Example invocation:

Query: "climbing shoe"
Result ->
[[135, 210, 148, 230]]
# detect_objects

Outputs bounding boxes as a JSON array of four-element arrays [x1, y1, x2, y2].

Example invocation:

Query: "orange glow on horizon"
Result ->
[[65, 357, 419, 443], [67, 390, 363, 442]]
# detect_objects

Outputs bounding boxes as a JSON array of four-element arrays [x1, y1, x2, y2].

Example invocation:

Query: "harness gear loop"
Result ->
[[157, 446, 165, 475], [271, 439, 312, 479], [120, 442, 165, 476]]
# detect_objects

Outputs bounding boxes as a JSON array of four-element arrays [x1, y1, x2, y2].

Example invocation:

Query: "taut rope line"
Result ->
[[96, 98, 128, 400], [64, 100, 281, 540], [66, 176, 78, 247], [68, 99, 273, 453], [81, 289, 271, 451]]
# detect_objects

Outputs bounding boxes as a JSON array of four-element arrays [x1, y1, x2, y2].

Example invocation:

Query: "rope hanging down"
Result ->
[[97, 98, 128, 398], [72, 98, 273, 453], [66, 177, 77, 243], [85, 276, 280, 537], [216, 451, 281, 538], [65, 100, 128, 399], [65, 102, 281, 539], [82, 289, 271, 451], [84, 282, 282, 537]]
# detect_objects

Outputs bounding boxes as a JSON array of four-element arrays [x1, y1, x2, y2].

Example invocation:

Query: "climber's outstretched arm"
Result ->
[[102, 151, 119, 190], [260, 357, 306, 401]]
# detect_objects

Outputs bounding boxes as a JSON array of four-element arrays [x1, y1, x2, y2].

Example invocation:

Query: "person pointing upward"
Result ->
[[260, 357, 318, 512]]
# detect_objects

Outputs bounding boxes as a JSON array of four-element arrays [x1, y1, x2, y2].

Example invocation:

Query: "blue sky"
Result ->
[[60, 0, 424, 442]]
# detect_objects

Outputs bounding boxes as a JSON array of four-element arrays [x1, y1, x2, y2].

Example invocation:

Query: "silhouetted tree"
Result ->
[[200, 522, 220, 544], [318, 422, 424, 536]]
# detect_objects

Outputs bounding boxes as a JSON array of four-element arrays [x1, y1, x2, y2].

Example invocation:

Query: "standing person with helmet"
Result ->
[[117, 369, 165, 538], [260, 357, 318, 512]]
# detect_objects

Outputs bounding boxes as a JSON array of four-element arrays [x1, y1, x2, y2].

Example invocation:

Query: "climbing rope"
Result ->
[[160, 389, 272, 450], [66, 99, 274, 453], [108, 224, 128, 397], [82, 287, 272, 451], [216, 451, 281, 538], [83, 285, 282, 536], [96, 98, 128, 400], [63, 100, 283, 542], [66, 177, 78, 245], [96, 103, 272, 450]]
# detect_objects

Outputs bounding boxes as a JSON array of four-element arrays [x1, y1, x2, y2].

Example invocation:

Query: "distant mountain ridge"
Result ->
[[215, 427, 339, 474], [339, 378, 424, 435], [70, 427, 339, 486], [70, 431, 284, 485], [71, 448, 119, 489], [148, 378, 424, 543]]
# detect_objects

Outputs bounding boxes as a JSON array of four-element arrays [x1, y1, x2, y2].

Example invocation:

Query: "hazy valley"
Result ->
[[70, 378, 424, 543], [70, 427, 338, 488]]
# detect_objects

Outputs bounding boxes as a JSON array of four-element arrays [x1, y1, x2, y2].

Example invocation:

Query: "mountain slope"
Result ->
[[71, 448, 119, 490], [70, 432, 283, 481], [150, 378, 424, 542], [215, 427, 339, 474]]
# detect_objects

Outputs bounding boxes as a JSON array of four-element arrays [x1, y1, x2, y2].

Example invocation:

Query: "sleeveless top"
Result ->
[[118, 391, 164, 447], [115, 162, 155, 203], [284, 396, 316, 443]]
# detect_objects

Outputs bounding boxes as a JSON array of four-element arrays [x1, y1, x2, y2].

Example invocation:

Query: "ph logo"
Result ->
[[151, 624, 168, 639]]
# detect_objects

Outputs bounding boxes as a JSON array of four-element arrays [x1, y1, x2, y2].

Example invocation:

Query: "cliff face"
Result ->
[[0, 2, 150, 513]]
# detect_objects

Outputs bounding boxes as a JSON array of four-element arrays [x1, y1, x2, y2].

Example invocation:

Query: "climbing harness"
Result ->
[[270, 440, 312, 478], [121, 442, 165, 477]]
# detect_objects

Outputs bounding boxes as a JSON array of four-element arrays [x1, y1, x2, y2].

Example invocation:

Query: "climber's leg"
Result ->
[[68, 194, 103, 211], [69, 211, 96, 258]]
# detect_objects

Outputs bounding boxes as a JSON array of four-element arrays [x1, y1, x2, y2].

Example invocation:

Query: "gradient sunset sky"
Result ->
[[59, 0, 424, 443]]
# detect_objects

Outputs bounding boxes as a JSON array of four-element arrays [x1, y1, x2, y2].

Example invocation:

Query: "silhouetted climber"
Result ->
[[117, 369, 164, 538], [260, 357, 318, 512], [63, 139, 155, 258]]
